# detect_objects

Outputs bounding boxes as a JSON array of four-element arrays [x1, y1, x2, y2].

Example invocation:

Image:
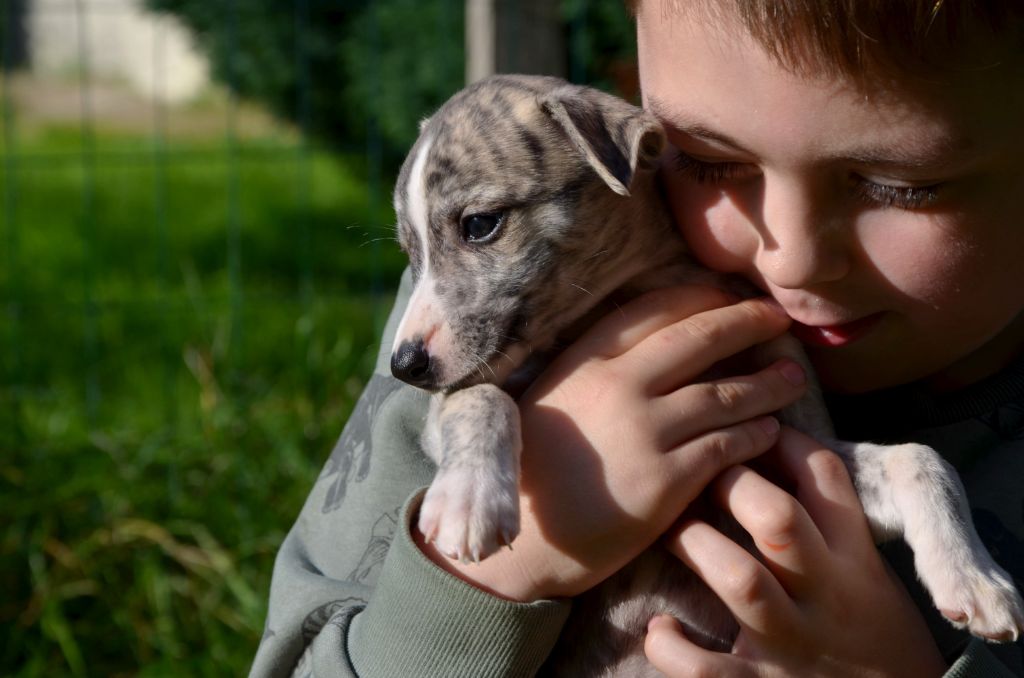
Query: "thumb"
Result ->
[[645, 615, 753, 677]]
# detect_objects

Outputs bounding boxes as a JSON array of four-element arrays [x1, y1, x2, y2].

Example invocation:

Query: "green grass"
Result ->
[[1, 116, 405, 675]]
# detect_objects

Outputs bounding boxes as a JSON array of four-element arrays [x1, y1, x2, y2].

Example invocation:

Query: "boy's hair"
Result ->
[[630, 0, 1022, 82]]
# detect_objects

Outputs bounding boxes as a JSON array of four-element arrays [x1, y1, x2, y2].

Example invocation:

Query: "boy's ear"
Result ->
[[539, 84, 664, 196]]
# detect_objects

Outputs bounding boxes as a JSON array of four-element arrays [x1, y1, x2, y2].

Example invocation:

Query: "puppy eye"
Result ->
[[460, 212, 504, 243]]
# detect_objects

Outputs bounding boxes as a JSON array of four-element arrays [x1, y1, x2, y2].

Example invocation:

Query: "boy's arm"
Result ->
[[249, 269, 570, 678]]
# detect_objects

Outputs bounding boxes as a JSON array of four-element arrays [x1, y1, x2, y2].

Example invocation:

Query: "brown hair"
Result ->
[[629, 0, 1022, 82]]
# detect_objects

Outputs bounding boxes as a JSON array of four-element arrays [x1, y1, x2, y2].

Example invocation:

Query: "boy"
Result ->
[[250, 1, 1024, 675]]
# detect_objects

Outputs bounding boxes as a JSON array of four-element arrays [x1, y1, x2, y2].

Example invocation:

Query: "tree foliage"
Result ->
[[144, 0, 464, 166], [144, 0, 635, 167]]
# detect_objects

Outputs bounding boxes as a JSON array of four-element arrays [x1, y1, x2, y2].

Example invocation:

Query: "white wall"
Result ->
[[27, 0, 210, 104]]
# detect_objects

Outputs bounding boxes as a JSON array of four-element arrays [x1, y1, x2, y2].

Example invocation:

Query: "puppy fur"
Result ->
[[388, 74, 1024, 676]]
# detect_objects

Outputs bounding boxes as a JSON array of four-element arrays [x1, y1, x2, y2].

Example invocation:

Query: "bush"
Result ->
[[144, 0, 636, 166], [0, 125, 404, 675], [145, 0, 465, 167]]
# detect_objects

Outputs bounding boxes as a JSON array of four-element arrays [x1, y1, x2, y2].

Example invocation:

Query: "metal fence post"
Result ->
[[465, 0, 566, 82], [73, 0, 100, 425], [2, 0, 23, 440]]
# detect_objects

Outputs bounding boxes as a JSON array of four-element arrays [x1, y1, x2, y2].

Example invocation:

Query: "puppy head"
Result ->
[[390, 75, 665, 392]]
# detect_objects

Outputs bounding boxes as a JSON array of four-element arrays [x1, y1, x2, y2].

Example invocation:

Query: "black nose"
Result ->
[[391, 340, 434, 387]]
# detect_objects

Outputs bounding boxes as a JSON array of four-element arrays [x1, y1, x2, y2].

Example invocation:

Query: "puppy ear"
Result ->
[[539, 85, 664, 196]]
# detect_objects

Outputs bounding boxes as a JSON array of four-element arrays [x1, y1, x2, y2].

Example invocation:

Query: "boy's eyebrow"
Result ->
[[838, 143, 972, 171], [645, 95, 974, 170], [646, 96, 752, 152]]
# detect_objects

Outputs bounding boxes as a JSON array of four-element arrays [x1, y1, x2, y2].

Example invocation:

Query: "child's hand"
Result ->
[[644, 427, 947, 678], [417, 285, 808, 601]]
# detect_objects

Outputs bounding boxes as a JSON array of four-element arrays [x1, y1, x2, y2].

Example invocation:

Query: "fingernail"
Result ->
[[759, 296, 789, 316], [778, 360, 806, 386], [759, 416, 780, 435], [647, 615, 666, 633]]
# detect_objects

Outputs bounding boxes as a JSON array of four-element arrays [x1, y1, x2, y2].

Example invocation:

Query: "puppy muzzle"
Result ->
[[391, 339, 436, 389]]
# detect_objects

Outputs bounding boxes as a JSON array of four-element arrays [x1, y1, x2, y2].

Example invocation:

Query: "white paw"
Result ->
[[924, 556, 1024, 642], [418, 465, 519, 563]]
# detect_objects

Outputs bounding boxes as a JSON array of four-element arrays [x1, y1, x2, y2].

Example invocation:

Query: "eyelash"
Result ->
[[673, 151, 750, 184], [852, 180, 940, 210], [672, 150, 942, 210]]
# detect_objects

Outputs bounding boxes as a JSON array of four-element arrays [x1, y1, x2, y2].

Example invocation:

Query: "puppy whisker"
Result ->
[[492, 349, 514, 364], [359, 236, 400, 248], [346, 223, 393, 233], [470, 354, 494, 382], [476, 353, 498, 378], [569, 282, 595, 297]]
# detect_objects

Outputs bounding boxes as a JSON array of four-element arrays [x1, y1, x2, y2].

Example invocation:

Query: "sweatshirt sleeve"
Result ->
[[344, 490, 570, 677], [945, 639, 1020, 677], [249, 269, 570, 678]]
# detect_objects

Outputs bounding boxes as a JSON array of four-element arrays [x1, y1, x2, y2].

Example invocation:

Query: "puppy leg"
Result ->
[[834, 440, 1024, 641], [758, 334, 836, 441], [418, 386, 522, 562]]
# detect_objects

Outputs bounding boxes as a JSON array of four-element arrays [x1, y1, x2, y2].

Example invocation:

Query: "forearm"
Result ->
[[347, 491, 569, 678], [248, 371, 432, 677], [252, 269, 569, 677]]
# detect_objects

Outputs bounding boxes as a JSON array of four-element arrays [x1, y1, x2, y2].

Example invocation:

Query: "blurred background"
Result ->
[[0, 0, 637, 674]]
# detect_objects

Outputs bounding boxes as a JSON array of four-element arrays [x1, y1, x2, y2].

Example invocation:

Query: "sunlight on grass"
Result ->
[[1, 112, 405, 675]]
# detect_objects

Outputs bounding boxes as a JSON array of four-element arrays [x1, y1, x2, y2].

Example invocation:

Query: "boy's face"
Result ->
[[637, 2, 1024, 393]]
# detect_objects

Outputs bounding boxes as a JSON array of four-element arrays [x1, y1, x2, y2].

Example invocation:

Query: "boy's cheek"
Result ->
[[665, 183, 755, 276]]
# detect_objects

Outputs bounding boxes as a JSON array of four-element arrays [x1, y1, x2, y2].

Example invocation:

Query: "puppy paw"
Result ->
[[924, 556, 1024, 642], [418, 465, 519, 563]]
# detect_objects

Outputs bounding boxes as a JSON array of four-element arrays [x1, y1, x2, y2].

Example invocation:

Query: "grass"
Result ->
[[0, 91, 406, 675]]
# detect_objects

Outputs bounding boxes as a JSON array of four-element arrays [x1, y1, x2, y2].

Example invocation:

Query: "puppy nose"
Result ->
[[391, 339, 433, 387]]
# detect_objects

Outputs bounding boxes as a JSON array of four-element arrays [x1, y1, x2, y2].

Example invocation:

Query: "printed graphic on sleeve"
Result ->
[[320, 374, 405, 514], [301, 598, 368, 644], [259, 624, 275, 646], [348, 509, 400, 584]]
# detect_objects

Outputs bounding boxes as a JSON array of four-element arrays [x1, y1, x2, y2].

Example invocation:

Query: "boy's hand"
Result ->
[[644, 428, 947, 678], [417, 284, 808, 601]]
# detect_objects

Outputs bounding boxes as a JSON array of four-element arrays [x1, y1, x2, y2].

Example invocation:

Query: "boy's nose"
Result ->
[[756, 181, 850, 289]]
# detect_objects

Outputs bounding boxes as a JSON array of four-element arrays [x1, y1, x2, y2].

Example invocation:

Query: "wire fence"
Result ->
[[2, 0, 398, 434], [2, 1, 417, 672], [0, 1, 634, 673]]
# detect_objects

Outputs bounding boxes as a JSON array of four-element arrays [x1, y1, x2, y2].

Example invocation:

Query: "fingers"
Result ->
[[668, 520, 796, 636], [672, 434, 871, 620], [652, 358, 807, 448], [645, 615, 755, 678], [567, 284, 737, 360], [772, 428, 872, 554], [713, 464, 829, 597], [663, 417, 782, 501], [628, 296, 791, 395]]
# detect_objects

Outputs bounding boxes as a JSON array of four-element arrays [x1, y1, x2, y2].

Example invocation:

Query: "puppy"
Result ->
[[388, 74, 1024, 676]]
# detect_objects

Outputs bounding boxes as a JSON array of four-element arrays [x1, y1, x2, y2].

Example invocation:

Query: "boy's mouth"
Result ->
[[790, 313, 884, 348]]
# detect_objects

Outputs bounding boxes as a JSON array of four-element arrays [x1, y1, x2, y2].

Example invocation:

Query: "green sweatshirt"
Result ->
[[249, 269, 1024, 677]]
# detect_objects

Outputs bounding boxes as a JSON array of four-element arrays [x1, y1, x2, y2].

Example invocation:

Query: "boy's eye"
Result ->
[[671, 148, 944, 211], [852, 176, 942, 210], [672, 150, 757, 184]]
